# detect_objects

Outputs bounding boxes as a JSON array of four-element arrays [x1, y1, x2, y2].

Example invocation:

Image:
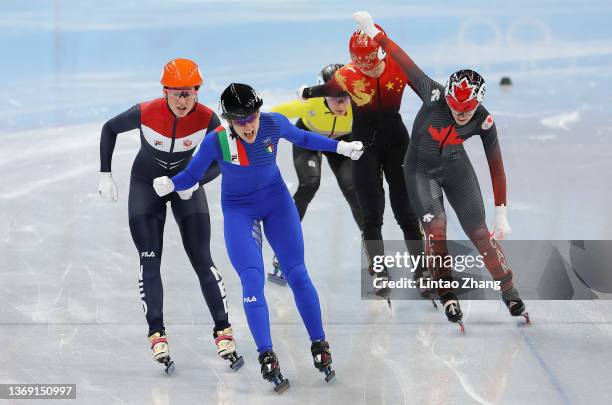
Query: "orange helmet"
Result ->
[[160, 58, 203, 88]]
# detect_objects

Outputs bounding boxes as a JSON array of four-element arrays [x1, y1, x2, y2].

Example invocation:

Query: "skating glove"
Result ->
[[177, 183, 199, 200], [98, 172, 118, 203], [153, 176, 175, 197], [491, 205, 512, 240], [352, 11, 380, 39], [337, 141, 364, 160]]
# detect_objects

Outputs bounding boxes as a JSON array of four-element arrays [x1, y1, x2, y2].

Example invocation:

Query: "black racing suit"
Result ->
[[100, 98, 230, 334], [302, 60, 424, 266], [376, 34, 516, 298]]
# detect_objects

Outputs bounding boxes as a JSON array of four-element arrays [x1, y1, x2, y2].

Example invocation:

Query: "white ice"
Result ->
[[2, 1, 612, 404]]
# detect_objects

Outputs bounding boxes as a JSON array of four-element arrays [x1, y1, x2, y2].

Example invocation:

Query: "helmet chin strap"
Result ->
[[323, 98, 331, 112], [226, 122, 239, 139]]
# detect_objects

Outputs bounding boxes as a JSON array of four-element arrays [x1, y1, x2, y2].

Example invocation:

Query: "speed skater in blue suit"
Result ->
[[152, 83, 364, 391]]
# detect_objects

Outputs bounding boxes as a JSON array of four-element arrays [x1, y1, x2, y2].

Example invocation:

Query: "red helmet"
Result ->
[[160, 58, 203, 88], [444, 69, 486, 112], [349, 24, 387, 72]]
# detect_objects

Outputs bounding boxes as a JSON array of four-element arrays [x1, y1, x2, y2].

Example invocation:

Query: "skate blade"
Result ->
[[431, 299, 438, 309], [267, 274, 288, 286], [273, 378, 290, 394], [521, 312, 531, 325], [510, 309, 531, 325], [324, 369, 336, 383], [229, 355, 245, 371], [163, 359, 175, 376], [457, 321, 465, 335]]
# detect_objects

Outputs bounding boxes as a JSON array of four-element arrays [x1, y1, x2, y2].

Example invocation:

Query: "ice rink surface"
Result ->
[[2, 1, 612, 404]]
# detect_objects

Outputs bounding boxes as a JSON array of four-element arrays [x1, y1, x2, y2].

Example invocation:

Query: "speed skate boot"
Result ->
[[214, 327, 244, 370], [311, 340, 335, 382], [267, 256, 287, 286], [258, 350, 289, 393], [148, 330, 175, 375], [440, 291, 464, 334], [502, 287, 530, 324]]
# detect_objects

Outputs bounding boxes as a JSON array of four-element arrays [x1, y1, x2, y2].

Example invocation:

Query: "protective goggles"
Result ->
[[445, 95, 479, 113], [164, 88, 198, 99], [233, 112, 258, 126]]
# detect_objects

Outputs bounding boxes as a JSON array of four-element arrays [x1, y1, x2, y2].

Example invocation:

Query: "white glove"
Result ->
[[297, 84, 308, 102], [491, 205, 512, 240], [98, 172, 118, 203], [337, 141, 364, 160], [177, 182, 199, 200], [352, 11, 380, 39], [153, 176, 175, 197]]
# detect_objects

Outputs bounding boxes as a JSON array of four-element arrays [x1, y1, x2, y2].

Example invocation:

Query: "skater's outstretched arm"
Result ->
[[352, 11, 441, 104], [172, 129, 220, 191], [300, 76, 346, 99], [199, 160, 220, 185], [100, 104, 140, 172], [274, 113, 363, 160], [273, 113, 338, 152]]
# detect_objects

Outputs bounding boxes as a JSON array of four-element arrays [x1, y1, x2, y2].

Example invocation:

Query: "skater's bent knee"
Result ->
[[283, 265, 313, 289], [467, 227, 490, 243], [193, 261, 219, 281], [296, 182, 320, 201], [238, 266, 264, 282]]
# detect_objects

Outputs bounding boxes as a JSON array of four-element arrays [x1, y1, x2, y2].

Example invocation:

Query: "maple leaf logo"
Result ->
[[452, 78, 476, 102], [427, 125, 464, 147]]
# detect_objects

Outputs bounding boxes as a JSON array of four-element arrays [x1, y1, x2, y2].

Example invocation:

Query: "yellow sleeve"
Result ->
[[270, 99, 310, 120]]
